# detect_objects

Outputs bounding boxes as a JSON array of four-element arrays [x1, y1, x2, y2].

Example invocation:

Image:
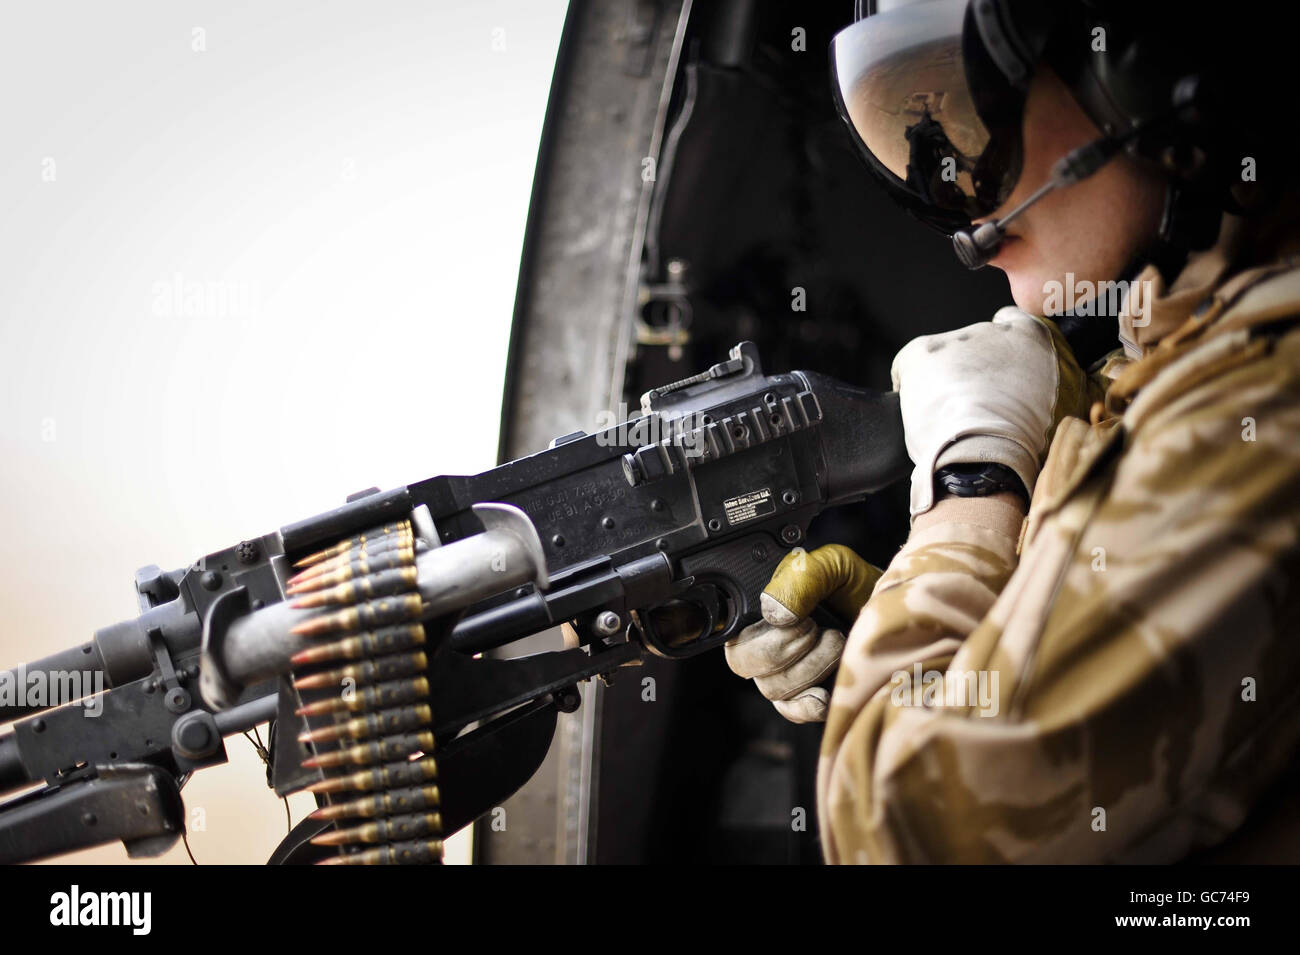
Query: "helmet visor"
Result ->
[[830, 0, 1023, 233]]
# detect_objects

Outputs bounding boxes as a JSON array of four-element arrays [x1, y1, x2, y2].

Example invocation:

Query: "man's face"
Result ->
[[976, 66, 1166, 315]]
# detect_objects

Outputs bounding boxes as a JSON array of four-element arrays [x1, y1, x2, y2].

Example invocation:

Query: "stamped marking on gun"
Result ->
[[723, 487, 774, 526]]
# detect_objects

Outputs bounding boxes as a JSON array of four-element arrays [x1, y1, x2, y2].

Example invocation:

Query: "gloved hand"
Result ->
[[725, 544, 881, 723], [891, 306, 1089, 516]]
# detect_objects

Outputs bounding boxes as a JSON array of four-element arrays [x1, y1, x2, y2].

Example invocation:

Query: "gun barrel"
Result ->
[[0, 642, 110, 725]]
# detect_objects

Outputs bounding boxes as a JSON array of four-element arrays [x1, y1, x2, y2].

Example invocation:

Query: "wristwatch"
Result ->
[[933, 462, 1029, 505]]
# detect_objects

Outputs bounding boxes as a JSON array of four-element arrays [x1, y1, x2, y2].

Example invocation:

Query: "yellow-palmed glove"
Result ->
[[724, 544, 882, 723]]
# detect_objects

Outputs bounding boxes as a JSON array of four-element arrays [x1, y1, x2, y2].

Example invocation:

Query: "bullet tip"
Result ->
[[309, 831, 348, 847]]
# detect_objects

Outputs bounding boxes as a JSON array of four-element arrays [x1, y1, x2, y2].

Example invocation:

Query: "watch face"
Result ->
[[934, 463, 1028, 500]]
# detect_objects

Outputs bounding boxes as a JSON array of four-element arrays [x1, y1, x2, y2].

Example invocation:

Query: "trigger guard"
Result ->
[[640, 579, 743, 660]]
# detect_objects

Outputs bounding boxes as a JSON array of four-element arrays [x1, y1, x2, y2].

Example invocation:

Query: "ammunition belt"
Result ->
[[284, 519, 443, 865]]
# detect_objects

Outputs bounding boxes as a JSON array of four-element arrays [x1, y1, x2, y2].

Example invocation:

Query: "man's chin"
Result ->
[[1005, 270, 1051, 317]]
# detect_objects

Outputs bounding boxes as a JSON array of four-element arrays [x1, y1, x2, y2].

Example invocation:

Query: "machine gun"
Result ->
[[0, 341, 907, 864]]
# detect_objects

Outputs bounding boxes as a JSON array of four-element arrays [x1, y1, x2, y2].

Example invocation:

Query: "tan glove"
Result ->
[[725, 544, 881, 723], [891, 307, 1090, 516]]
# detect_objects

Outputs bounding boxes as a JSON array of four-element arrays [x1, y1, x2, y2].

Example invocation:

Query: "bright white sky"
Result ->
[[0, 0, 570, 864]]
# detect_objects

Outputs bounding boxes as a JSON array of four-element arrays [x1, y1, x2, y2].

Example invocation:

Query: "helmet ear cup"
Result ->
[[1052, 5, 1292, 212]]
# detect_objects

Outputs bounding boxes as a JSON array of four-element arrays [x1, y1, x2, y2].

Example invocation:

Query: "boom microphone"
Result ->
[[953, 136, 1125, 269]]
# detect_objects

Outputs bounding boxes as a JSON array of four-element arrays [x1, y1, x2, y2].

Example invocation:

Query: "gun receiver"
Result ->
[[0, 341, 907, 864]]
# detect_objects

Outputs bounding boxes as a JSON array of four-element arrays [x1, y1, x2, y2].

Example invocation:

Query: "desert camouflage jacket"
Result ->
[[817, 219, 1300, 863]]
